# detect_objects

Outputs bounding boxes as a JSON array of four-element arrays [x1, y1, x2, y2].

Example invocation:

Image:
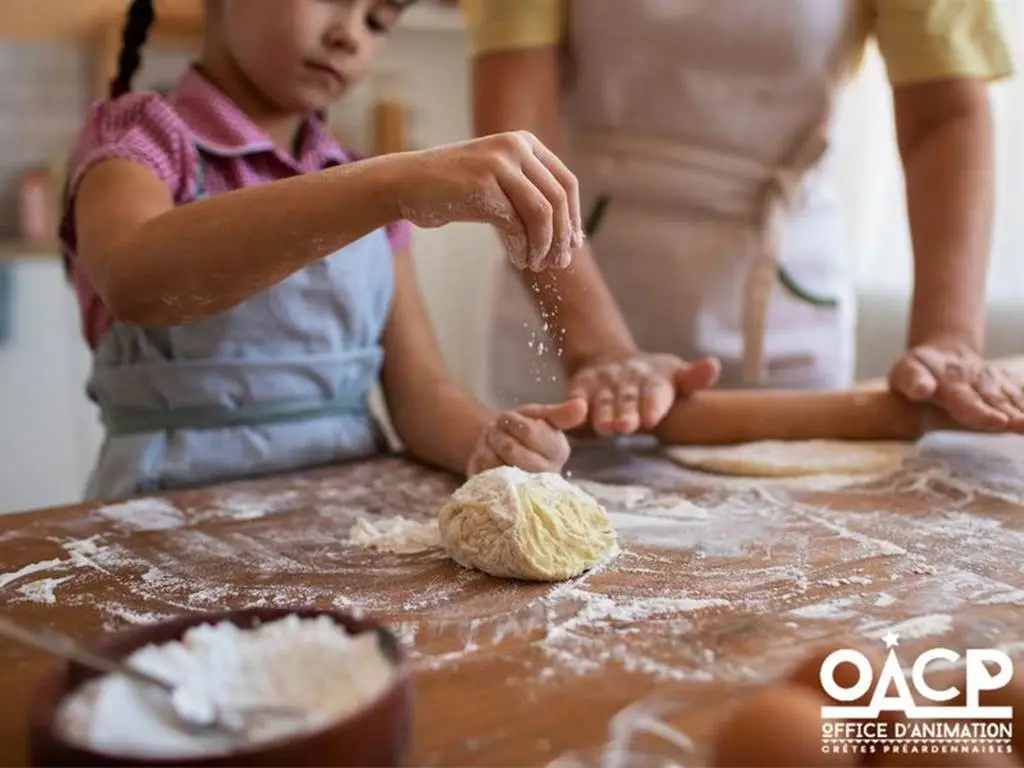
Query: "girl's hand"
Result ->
[[467, 398, 588, 476], [392, 131, 582, 272]]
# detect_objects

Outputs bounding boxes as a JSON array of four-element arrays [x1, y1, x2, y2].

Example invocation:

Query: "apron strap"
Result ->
[[739, 17, 856, 386], [741, 131, 830, 385], [102, 393, 370, 436]]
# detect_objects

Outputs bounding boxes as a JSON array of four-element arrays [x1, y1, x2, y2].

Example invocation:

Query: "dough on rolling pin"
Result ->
[[438, 466, 619, 582], [664, 440, 911, 478]]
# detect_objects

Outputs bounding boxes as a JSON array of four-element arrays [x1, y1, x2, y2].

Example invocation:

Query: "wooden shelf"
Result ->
[[0, 0, 202, 42], [0, 240, 61, 260], [0, 0, 459, 42]]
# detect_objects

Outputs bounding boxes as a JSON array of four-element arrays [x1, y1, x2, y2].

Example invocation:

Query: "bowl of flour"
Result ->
[[28, 608, 411, 767]]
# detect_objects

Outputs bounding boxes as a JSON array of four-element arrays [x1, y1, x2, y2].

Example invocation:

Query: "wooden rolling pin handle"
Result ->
[[653, 389, 926, 446]]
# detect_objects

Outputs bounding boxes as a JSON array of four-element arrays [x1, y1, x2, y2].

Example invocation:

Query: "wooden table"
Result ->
[[1, 438, 1023, 766]]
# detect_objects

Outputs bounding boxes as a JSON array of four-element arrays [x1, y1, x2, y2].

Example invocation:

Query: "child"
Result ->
[[60, 0, 586, 501]]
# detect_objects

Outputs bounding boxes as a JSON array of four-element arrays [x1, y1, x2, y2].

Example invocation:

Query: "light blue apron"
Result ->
[[83, 156, 395, 501]]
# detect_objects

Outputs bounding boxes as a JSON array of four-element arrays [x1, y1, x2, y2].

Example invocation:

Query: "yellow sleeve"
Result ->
[[869, 0, 1015, 84], [459, 0, 566, 56]]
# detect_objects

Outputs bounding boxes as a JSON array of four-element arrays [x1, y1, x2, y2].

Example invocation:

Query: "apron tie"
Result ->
[[101, 392, 371, 436], [575, 129, 833, 386], [741, 131, 830, 385]]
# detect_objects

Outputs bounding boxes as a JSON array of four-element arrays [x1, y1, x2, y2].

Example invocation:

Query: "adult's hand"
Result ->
[[889, 338, 1024, 431], [567, 353, 721, 436]]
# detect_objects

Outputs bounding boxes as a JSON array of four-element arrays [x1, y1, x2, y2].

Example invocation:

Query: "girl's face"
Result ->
[[211, 0, 406, 111]]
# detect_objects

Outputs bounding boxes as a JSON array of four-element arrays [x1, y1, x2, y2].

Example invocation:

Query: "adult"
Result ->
[[463, 0, 1021, 435]]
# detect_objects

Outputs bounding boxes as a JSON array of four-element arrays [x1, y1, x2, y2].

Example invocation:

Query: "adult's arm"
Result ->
[[893, 78, 992, 354], [877, 0, 1023, 428], [471, 46, 720, 432]]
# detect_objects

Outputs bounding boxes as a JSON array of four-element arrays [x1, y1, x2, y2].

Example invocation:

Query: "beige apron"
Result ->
[[487, 0, 863, 409]]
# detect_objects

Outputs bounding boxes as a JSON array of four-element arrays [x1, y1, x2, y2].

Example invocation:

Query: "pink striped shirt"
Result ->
[[59, 66, 412, 350]]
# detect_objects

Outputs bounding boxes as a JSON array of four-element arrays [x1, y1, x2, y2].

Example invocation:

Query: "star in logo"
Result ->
[[882, 630, 900, 649]]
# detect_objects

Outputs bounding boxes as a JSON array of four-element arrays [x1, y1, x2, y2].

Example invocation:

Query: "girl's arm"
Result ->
[[472, 48, 638, 372], [379, 248, 492, 474], [77, 155, 398, 326], [74, 132, 580, 327]]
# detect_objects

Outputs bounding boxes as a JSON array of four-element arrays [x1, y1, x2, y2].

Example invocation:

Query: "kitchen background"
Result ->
[[0, 0, 1021, 514]]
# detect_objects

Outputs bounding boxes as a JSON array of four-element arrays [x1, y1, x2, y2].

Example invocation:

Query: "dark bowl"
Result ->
[[28, 608, 413, 767]]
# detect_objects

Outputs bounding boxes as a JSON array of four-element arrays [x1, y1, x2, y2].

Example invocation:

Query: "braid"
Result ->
[[109, 0, 156, 98]]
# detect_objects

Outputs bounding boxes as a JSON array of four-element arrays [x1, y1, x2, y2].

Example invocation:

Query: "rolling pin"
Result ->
[[652, 388, 948, 446]]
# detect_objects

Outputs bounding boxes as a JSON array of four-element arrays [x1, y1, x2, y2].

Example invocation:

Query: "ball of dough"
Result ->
[[438, 466, 619, 582]]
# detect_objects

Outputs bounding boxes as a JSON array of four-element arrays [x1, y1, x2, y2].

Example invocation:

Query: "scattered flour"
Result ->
[[821, 576, 873, 587], [346, 516, 441, 554], [56, 615, 397, 759], [0, 455, 1018, 711], [573, 481, 651, 510], [861, 613, 954, 642], [16, 576, 73, 605], [0, 558, 67, 590], [207, 490, 303, 521], [545, 589, 729, 639], [96, 498, 185, 532], [788, 597, 862, 620], [62, 535, 110, 569]]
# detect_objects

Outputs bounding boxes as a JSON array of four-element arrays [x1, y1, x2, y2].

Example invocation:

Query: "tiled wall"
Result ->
[[0, 39, 195, 239]]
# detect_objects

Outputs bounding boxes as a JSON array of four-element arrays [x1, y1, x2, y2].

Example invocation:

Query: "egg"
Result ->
[[863, 659, 1022, 767], [872, 742, 1017, 767], [710, 683, 856, 767], [867, 708, 1017, 768], [786, 642, 884, 707], [943, 658, 1022, 755]]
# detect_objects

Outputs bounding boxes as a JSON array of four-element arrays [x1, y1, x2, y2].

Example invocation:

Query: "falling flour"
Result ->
[[56, 615, 397, 759], [346, 515, 441, 554]]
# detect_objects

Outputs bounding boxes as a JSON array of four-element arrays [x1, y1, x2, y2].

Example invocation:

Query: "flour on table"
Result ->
[[573, 480, 652, 509], [0, 558, 67, 590], [664, 440, 911, 478], [56, 615, 397, 760], [439, 466, 619, 582], [16, 576, 73, 604], [3, 453, 1018, 728], [95, 498, 185, 532], [860, 613, 954, 642], [346, 515, 440, 554]]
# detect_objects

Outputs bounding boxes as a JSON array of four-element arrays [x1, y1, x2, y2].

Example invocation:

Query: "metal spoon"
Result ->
[[0, 615, 307, 739]]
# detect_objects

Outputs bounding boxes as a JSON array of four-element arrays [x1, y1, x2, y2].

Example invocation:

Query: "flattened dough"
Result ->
[[664, 440, 911, 478]]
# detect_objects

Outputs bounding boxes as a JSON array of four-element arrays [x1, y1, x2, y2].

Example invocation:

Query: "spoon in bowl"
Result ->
[[0, 615, 307, 739]]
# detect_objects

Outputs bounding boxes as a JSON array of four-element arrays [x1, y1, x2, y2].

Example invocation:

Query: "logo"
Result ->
[[818, 632, 1014, 758]]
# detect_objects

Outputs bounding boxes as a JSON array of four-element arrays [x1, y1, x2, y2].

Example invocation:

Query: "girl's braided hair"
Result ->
[[59, 0, 155, 280], [109, 0, 156, 98]]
